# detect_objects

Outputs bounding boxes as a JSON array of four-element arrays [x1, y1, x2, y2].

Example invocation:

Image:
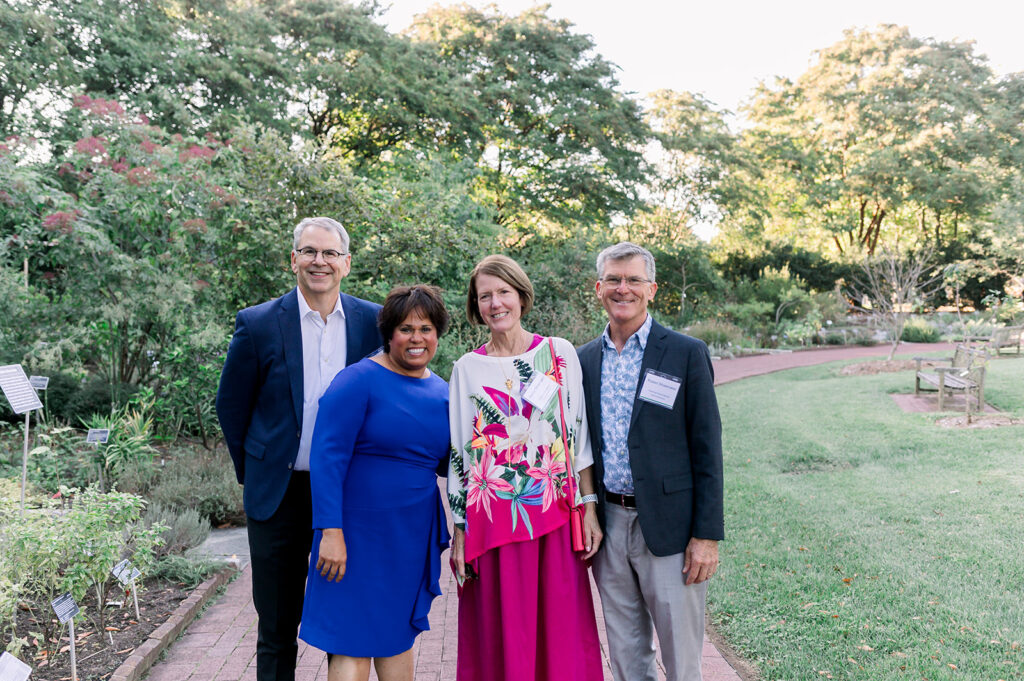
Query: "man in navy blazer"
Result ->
[[216, 217, 382, 681], [577, 242, 724, 681]]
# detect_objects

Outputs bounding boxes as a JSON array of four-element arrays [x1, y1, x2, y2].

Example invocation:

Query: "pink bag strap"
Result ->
[[548, 338, 579, 509]]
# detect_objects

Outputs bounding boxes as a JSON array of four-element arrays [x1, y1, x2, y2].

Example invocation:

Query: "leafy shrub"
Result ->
[[900, 317, 941, 343], [19, 425, 102, 493], [60, 376, 138, 425], [143, 502, 211, 558], [5, 486, 164, 650], [85, 402, 157, 477], [150, 554, 223, 588], [719, 300, 773, 339], [148, 448, 244, 526], [685, 319, 746, 348], [854, 331, 880, 346], [113, 459, 161, 497], [777, 314, 822, 346]]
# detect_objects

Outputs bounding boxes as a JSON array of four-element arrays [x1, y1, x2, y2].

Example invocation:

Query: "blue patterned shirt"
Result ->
[[600, 314, 652, 494]]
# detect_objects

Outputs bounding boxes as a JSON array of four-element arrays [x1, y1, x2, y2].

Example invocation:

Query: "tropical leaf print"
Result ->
[[450, 443, 466, 481], [513, 358, 534, 383], [483, 386, 519, 417], [470, 393, 504, 425], [533, 345, 552, 375], [497, 477, 543, 537]]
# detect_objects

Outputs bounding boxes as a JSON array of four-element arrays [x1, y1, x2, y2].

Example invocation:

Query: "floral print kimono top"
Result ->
[[447, 336, 593, 563]]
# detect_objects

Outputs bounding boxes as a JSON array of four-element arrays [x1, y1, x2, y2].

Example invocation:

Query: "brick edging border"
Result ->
[[109, 565, 238, 681]]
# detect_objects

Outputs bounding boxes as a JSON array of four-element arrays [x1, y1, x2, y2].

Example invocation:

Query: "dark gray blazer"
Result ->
[[578, 317, 724, 556], [216, 287, 383, 521]]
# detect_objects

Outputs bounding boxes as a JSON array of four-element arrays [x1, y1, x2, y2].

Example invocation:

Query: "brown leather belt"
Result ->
[[605, 491, 637, 508]]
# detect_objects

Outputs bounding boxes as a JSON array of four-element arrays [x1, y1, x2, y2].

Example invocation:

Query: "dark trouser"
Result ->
[[247, 472, 313, 681]]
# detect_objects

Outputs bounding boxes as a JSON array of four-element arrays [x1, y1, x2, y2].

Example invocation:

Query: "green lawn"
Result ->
[[710, 356, 1024, 680]]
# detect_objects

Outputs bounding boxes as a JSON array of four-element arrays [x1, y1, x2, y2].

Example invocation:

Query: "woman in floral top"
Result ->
[[448, 255, 604, 681]]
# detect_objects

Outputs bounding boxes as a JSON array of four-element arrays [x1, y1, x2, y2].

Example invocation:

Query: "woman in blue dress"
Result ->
[[300, 284, 452, 681]]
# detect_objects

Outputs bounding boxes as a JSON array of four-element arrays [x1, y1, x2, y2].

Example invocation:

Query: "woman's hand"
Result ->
[[452, 526, 467, 581], [581, 503, 602, 560], [317, 528, 347, 582]]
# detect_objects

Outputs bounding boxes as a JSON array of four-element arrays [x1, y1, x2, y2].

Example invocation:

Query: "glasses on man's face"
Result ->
[[295, 247, 346, 263], [601, 276, 651, 289]]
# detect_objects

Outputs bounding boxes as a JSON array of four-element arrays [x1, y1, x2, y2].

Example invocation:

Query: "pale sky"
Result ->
[[380, 0, 1024, 116]]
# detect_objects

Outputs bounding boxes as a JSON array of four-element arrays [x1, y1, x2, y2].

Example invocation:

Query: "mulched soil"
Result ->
[[936, 413, 1024, 428], [12, 578, 190, 680], [838, 359, 919, 375]]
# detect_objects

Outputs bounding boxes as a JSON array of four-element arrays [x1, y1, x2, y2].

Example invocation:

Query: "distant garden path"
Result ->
[[712, 341, 956, 386]]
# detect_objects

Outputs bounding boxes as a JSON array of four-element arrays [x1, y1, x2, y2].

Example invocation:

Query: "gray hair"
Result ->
[[292, 217, 350, 253], [596, 242, 656, 282]]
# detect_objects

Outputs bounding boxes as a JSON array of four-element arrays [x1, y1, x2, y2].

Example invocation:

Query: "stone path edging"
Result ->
[[109, 565, 238, 681]]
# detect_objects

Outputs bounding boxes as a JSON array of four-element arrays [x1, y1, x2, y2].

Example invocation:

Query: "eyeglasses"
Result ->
[[601, 276, 652, 288], [295, 247, 347, 262]]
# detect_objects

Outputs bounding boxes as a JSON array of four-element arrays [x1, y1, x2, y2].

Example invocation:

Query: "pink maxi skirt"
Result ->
[[456, 522, 604, 681]]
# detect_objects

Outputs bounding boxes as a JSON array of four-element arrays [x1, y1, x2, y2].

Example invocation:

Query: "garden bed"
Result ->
[[839, 359, 918, 375], [9, 565, 236, 681], [11, 577, 189, 680]]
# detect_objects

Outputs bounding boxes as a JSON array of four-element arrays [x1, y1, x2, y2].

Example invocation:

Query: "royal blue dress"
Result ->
[[299, 358, 451, 657]]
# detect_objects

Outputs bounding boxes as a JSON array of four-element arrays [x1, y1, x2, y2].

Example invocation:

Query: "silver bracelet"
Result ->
[[581, 493, 598, 505]]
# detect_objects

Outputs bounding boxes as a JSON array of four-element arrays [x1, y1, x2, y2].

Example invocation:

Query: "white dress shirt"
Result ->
[[295, 292, 347, 471]]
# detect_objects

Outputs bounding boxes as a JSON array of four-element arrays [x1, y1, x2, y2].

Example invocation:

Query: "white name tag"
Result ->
[[522, 372, 559, 411], [638, 369, 681, 409]]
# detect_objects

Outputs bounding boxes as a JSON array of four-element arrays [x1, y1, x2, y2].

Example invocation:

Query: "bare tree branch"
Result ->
[[847, 246, 944, 360]]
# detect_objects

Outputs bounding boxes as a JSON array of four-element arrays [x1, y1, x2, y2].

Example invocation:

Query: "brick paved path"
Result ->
[[147, 342, 955, 681], [147, 565, 738, 681]]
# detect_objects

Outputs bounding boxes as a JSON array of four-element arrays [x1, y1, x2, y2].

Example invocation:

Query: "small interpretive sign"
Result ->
[[112, 559, 141, 586], [0, 651, 32, 681], [28, 375, 49, 390], [86, 429, 110, 444], [0, 365, 42, 414], [51, 592, 80, 623]]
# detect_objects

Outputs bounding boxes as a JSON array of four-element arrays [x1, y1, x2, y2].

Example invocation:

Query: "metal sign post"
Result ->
[[0, 365, 43, 516], [86, 429, 110, 491], [51, 592, 80, 681], [112, 559, 142, 620]]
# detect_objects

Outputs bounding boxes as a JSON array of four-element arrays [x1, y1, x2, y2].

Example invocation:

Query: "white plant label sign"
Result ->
[[86, 428, 110, 444], [51, 592, 80, 623], [0, 651, 32, 681], [112, 559, 141, 586], [0, 365, 42, 414], [28, 375, 49, 390]]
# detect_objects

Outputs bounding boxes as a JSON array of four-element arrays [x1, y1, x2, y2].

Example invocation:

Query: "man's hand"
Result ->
[[581, 504, 603, 560], [682, 537, 719, 585], [452, 526, 467, 581], [317, 528, 347, 582]]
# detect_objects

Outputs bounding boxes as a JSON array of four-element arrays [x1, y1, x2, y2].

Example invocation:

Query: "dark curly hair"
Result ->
[[378, 284, 451, 353]]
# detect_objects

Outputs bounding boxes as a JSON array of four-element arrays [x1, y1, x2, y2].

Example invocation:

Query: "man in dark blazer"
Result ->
[[216, 217, 382, 681], [577, 241, 724, 681]]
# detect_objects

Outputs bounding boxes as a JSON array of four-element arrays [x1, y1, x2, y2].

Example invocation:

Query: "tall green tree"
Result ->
[[742, 25, 1019, 256], [272, 0, 477, 158], [406, 5, 651, 228], [0, 0, 73, 137], [645, 90, 759, 227]]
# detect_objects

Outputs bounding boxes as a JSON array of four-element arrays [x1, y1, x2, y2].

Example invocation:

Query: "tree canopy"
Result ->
[[736, 25, 1024, 256]]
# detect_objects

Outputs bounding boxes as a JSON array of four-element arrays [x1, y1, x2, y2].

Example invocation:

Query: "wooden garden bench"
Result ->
[[984, 325, 1023, 355], [914, 345, 988, 412]]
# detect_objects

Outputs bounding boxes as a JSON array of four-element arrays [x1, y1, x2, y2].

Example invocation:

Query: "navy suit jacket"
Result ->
[[577, 318, 724, 556], [216, 288, 383, 521]]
